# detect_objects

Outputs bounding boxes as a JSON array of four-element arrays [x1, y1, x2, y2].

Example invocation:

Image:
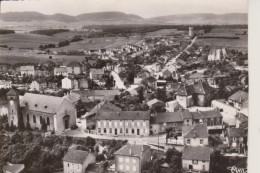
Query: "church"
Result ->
[[7, 88, 77, 133]]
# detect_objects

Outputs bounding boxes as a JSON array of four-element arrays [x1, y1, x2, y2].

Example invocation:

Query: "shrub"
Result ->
[[70, 124, 78, 130]]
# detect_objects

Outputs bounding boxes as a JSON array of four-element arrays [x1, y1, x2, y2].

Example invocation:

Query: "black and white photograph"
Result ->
[[0, 0, 250, 173]]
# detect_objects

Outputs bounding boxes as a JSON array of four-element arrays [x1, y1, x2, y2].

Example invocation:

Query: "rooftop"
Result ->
[[96, 111, 150, 120], [228, 90, 248, 104], [63, 150, 91, 164], [3, 163, 24, 173], [182, 146, 212, 161], [67, 61, 82, 67], [191, 110, 222, 119], [182, 123, 209, 138], [114, 144, 150, 157]]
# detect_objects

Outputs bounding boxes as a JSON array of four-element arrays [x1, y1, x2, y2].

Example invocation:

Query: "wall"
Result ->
[[184, 137, 209, 147], [62, 78, 72, 89], [96, 119, 150, 137], [115, 155, 140, 173], [182, 159, 210, 172], [63, 161, 83, 173]]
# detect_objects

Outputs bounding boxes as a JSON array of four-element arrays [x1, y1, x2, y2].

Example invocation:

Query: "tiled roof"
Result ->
[[54, 67, 67, 73], [147, 99, 164, 107], [73, 90, 120, 98], [191, 110, 222, 119], [182, 146, 212, 161], [96, 111, 150, 120], [114, 144, 150, 157], [63, 150, 90, 164], [152, 109, 192, 124], [3, 163, 24, 173], [20, 93, 66, 114], [227, 127, 247, 137], [193, 82, 214, 95], [6, 87, 20, 96], [64, 92, 81, 104], [67, 61, 82, 67], [182, 123, 208, 138], [228, 90, 248, 104], [176, 83, 194, 96], [83, 100, 121, 118]]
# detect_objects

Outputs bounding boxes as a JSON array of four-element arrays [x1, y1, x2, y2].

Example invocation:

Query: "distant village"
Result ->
[[0, 27, 248, 173]]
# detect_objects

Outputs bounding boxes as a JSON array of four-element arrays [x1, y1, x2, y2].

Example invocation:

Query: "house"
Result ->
[[79, 78, 89, 89], [62, 77, 79, 90], [63, 150, 96, 173], [81, 100, 121, 129], [89, 69, 104, 80], [3, 163, 25, 173], [182, 146, 211, 173], [146, 99, 165, 110], [6, 89, 76, 133], [193, 81, 215, 107], [165, 100, 183, 112], [114, 144, 152, 173], [0, 80, 12, 89], [54, 67, 68, 77], [96, 111, 150, 137], [20, 65, 35, 76], [191, 110, 223, 133], [30, 79, 47, 92], [226, 127, 247, 154], [182, 123, 209, 147], [228, 90, 248, 109], [150, 109, 193, 134], [175, 83, 194, 108], [85, 162, 106, 173], [72, 90, 120, 102], [162, 69, 172, 79], [114, 64, 128, 74], [66, 61, 82, 75]]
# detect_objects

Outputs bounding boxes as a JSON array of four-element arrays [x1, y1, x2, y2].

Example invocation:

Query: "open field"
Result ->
[[197, 28, 248, 51]]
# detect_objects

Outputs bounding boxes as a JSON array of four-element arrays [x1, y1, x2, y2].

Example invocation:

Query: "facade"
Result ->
[[7, 91, 77, 133], [30, 80, 47, 92], [72, 90, 120, 102], [182, 123, 209, 147], [182, 146, 211, 173], [226, 127, 247, 154], [54, 67, 68, 77], [89, 69, 104, 80], [96, 111, 150, 137], [79, 78, 89, 89], [63, 150, 96, 173], [114, 144, 151, 173], [62, 77, 79, 90], [0, 80, 12, 89], [176, 84, 194, 108], [67, 61, 82, 75], [20, 65, 35, 76]]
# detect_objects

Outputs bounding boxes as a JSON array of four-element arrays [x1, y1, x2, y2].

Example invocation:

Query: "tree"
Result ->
[[165, 148, 182, 173], [156, 88, 167, 102], [137, 87, 144, 102], [26, 121, 32, 131]]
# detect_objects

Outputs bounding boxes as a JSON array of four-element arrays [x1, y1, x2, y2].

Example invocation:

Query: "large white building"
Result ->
[[62, 77, 79, 90]]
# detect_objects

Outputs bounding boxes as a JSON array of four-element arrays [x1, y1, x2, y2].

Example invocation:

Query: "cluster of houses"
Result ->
[[1, 27, 249, 173]]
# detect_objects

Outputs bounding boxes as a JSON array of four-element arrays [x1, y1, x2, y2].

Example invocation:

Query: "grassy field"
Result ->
[[198, 28, 248, 51]]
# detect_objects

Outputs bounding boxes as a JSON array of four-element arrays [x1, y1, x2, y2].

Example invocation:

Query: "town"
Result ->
[[0, 10, 248, 173]]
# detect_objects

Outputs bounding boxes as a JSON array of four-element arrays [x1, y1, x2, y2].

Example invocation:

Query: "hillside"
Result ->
[[147, 13, 248, 25], [0, 12, 247, 25]]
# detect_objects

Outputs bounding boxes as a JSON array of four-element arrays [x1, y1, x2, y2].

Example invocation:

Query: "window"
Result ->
[[115, 121, 117, 126], [132, 129, 135, 134], [33, 115, 36, 123], [109, 121, 112, 126], [126, 121, 128, 126], [126, 165, 129, 171], [98, 121, 101, 126], [109, 128, 112, 133], [103, 121, 106, 126], [192, 160, 198, 164], [120, 121, 123, 126], [67, 163, 69, 167], [120, 128, 123, 133], [133, 166, 137, 172], [143, 129, 145, 134], [143, 121, 146, 126], [125, 158, 129, 163], [132, 159, 136, 163], [200, 139, 203, 145], [47, 117, 50, 125], [104, 128, 107, 133], [137, 122, 140, 126], [35, 104, 37, 107], [119, 165, 123, 170], [126, 128, 128, 134], [187, 139, 190, 145], [119, 157, 123, 163], [44, 106, 48, 109], [98, 128, 101, 133]]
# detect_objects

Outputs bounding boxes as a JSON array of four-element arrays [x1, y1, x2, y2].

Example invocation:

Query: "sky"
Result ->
[[1, 0, 248, 18]]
